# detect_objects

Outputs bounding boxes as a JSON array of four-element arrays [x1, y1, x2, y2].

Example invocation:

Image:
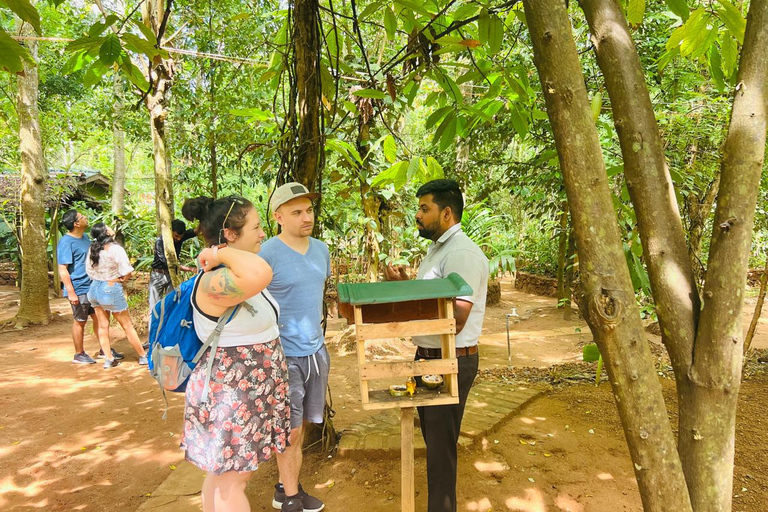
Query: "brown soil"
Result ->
[[1, 279, 767, 511]]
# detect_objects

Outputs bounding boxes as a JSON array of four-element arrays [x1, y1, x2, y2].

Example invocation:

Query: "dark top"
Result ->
[[151, 229, 197, 271]]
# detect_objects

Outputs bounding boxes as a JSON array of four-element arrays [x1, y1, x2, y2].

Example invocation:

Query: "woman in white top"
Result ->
[[86, 223, 147, 369], [181, 195, 290, 512]]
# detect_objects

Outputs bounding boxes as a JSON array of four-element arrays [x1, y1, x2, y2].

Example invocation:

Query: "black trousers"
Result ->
[[416, 350, 479, 512]]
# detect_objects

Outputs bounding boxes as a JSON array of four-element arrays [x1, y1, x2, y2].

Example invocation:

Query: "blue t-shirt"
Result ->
[[57, 233, 92, 297], [260, 237, 331, 357]]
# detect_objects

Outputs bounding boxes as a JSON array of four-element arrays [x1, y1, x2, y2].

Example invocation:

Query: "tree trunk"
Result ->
[[743, 257, 768, 354], [562, 228, 575, 321], [522, 0, 693, 510], [51, 208, 61, 298], [143, 0, 180, 287], [111, 74, 127, 220], [555, 201, 568, 306], [292, 0, 322, 194], [679, 2, 768, 509], [16, 15, 51, 328]]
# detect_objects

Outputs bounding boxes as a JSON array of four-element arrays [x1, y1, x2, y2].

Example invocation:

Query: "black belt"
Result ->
[[416, 345, 478, 359]]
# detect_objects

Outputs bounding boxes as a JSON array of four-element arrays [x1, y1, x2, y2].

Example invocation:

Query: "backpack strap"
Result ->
[[197, 305, 240, 404]]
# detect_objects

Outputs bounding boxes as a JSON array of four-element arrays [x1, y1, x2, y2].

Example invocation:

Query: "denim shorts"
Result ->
[[88, 280, 129, 313]]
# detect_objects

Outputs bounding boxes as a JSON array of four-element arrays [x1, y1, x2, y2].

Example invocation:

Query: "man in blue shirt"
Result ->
[[57, 209, 103, 364], [260, 182, 329, 512]]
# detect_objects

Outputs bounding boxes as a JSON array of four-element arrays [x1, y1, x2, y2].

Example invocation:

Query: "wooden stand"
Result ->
[[351, 297, 460, 512]]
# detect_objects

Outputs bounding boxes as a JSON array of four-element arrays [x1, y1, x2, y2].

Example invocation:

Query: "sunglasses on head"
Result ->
[[218, 195, 247, 245]]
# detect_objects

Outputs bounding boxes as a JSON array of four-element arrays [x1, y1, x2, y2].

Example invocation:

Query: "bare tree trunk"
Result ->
[[743, 257, 768, 354], [555, 201, 568, 306], [679, 2, 768, 509], [16, 15, 51, 328], [143, 0, 180, 287], [523, 0, 693, 509], [111, 74, 127, 219], [293, 0, 322, 194], [562, 228, 575, 321]]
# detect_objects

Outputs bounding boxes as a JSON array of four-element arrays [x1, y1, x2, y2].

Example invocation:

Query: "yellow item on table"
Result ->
[[405, 377, 416, 397]]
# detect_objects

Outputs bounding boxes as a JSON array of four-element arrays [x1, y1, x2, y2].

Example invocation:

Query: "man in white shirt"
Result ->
[[385, 179, 488, 512]]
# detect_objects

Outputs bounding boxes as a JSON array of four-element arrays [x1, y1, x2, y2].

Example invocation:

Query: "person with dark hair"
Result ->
[[57, 209, 101, 364], [86, 222, 148, 368], [148, 218, 198, 315], [181, 195, 291, 512], [385, 178, 488, 512]]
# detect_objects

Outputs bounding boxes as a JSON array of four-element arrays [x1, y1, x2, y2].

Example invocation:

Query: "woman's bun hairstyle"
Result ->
[[182, 196, 214, 222], [182, 195, 253, 246]]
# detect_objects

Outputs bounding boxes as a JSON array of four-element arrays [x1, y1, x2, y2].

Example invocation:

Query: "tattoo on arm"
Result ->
[[200, 269, 245, 301]]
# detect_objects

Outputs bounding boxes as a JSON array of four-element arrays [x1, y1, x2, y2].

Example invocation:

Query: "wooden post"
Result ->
[[401, 406, 415, 512], [438, 298, 459, 397], [354, 306, 369, 405]]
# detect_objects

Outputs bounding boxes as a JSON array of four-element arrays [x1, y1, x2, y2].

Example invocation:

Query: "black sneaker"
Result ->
[[273, 484, 323, 512], [281, 498, 304, 512], [96, 348, 125, 361]]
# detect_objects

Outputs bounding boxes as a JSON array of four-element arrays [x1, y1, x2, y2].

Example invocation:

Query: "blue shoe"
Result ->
[[73, 352, 96, 364]]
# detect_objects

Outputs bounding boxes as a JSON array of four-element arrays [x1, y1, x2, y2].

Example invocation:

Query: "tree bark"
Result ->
[[562, 228, 575, 321], [556, 201, 568, 306], [293, 0, 322, 194], [522, 0, 693, 510], [743, 257, 768, 354], [143, 0, 180, 287], [679, 1, 768, 509], [16, 14, 51, 327], [111, 74, 127, 220]]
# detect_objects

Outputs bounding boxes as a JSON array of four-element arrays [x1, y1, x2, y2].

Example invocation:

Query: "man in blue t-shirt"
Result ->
[[260, 182, 329, 512], [57, 209, 101, 364]]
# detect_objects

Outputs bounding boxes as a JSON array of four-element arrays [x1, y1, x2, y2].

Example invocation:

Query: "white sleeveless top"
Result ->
[[191, 276, 280, 348]]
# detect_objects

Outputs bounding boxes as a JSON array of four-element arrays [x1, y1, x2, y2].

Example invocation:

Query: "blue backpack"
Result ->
[[147, 273, 253, 418]]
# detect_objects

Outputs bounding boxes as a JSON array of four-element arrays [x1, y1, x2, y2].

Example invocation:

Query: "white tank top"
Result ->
[[191, 276, 280, 348]]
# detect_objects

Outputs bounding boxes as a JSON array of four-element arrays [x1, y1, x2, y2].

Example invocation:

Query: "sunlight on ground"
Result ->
[[555, 494, 584, 512], [473, 461, 509, 473], [505, 488, 546, 511], [519, 416, 547, 425], [596, 472, 614, 481], [465, 496, 493, 511]]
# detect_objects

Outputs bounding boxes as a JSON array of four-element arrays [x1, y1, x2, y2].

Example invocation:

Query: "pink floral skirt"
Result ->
[[181, 338, 291, 474]]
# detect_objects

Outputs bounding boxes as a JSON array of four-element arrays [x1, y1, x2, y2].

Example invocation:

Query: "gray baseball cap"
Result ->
[[270, 182, 320, 212]]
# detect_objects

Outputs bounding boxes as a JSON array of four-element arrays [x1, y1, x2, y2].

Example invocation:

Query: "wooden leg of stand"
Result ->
[[401, 407, 415, 512]]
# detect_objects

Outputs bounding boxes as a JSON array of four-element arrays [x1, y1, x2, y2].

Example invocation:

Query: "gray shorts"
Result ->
[[286, 344, 330, 429]]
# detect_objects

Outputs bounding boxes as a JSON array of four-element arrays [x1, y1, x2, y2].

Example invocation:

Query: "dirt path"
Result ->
[[1, 280, 767, 511]]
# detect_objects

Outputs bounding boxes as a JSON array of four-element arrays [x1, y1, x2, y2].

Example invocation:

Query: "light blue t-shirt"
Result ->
[[260, 237, 331, 357], [56, 233, 92, 297]]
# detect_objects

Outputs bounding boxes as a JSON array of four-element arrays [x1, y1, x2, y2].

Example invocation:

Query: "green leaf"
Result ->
[[352, 88, 386, 99], [4, 0, 41, 35], [99, 33, 122, 66], [61, 50, 91, 75], [131, 19, 158, 45], [395, 0, 433, 17], [229, 108, 272, 120], [0, 28, 33, 73], [720, 33, 738, 78], [383, 135, 397, 163], [326, 26, 339, 59], [487, 15, 503, 55], [358, 1, 382, 21], [626, 0, 645, 26], [708, 45, 725, 92], [432, 110, 456, 145], [371, 160, 408, 188], [583, 343, 601, 362], [119, 54, 148, 92], [406, 157, 420, 181], [88, 15, 119, 37], [122, 33, 161, 59], [439, 116, 457, 151], [679, 12, 714, 58], [384, 7, 397, 41], [716, 0, 746, 45], [590, 92, 602, 122], [326, 139, 363, 166], [426, 157, 444, 180], [451, 4, 479, 21], [664, 0, 689, 20], [83, 58, 109, 87], [67, 35, 105, 53], [509, 107, 528, 138], [478, 10, 490, 44], [657, 47, 679, 74]]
